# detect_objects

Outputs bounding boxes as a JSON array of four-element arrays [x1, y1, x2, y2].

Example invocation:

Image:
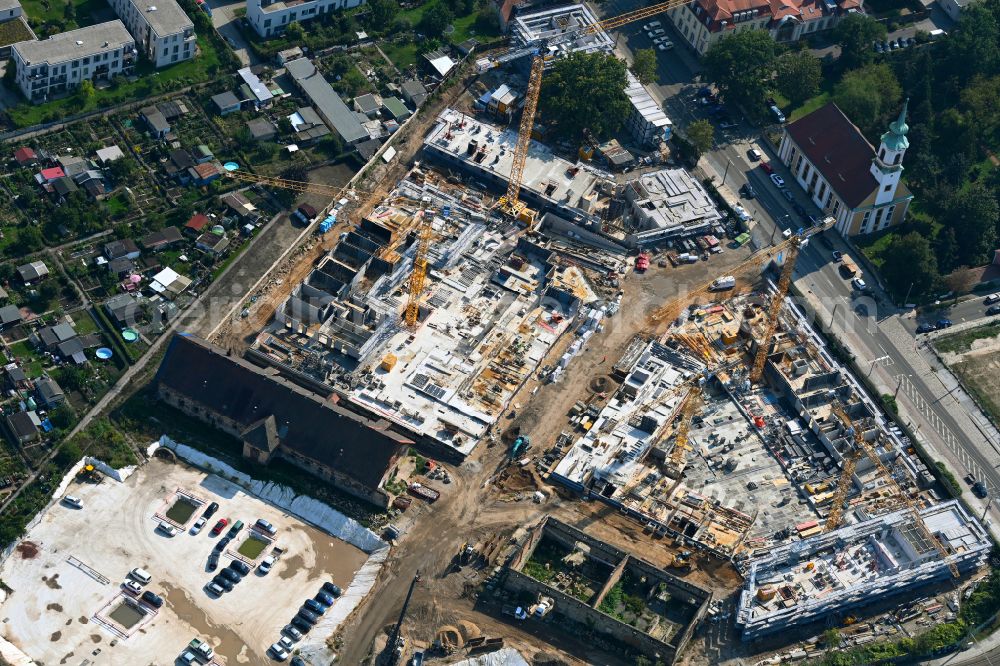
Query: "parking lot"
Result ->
[[0, 458, 368, 665]]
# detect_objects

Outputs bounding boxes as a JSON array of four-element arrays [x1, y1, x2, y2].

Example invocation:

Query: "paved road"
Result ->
[[205, 0, 255, 67]]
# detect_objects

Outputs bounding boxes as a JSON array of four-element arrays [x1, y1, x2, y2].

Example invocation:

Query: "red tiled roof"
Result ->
[[784, 102, 879, 209], [186, 213, 210, 231], [193, 163, 219, 179], [14, 147, 36, 164], [39, 167, 65, 181]]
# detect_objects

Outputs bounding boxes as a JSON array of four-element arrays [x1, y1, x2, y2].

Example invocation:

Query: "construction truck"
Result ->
[[709, 275, 736, 291], [531, 596, 555, 618], [510, 435, 531, 459], [669, 550, 693, 571]]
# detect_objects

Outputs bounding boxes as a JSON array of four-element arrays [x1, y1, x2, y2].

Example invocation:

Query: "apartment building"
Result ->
[[12, 21, 136, 103], [246, 0, 364, 38], [108, 0, 195, 68], [667, 0, 862, 56]]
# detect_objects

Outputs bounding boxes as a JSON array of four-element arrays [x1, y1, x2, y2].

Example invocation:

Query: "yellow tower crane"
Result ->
[[748, 235, 803, 383], [224, 166, 347, 198], [829, 404, 960, 578], [666, 384, 702, 479], [480, 0, 696, 221], [404, 211, 432, 329]]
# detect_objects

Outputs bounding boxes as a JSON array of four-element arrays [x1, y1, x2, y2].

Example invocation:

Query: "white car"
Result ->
[[658, 41, 674, 51], [157, 521, 179, 537], [190, 517, 207, 535], [748, 148, 763, 161], [123, 580, 142, 595], [647, 28, 665, 38], [62, 495, 83, 509], [642, 20, 661, 30], [852, 277, 868, 291], [258, 556, 276, 575], [769, 173, 785, 188], [269, 643, 289, 661]]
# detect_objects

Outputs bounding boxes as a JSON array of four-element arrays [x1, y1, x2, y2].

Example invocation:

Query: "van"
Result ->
[[928, 28, 946, 39], [129, 568, 152, 584]]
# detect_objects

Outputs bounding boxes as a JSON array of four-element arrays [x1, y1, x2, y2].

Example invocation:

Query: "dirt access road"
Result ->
[[336, 246, 758, 664]]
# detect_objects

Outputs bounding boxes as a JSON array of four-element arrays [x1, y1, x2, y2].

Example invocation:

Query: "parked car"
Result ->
[[226, 520, 244, 538], [973, 481, 989, 498], [851, 277, 868, 291], [255, 518, 276, 535], [316, 591, 335, 607], [642, 20, 662, 30], [769, 173, 785, 188], [220, 568, 241, 583], [290, 616, 312, 633], [229, 560, 251, 576], [157, 521, 179, 537], [258, 556, 276, 575], [203, 502, 219, 518], [205, 581, 225, 596], [987, 305, 1000, 316], [269, 643, 290, 661], [740, 183, 756, 199], [141, 590, 164, 608], [647, 28, 665, 38], [297, 608, 319, 625], [874, 40, 884, 53], [303, 598, 327, 615], [211, 518, 228, 535], [769, 105, 786, 123], [191, 517, 207, 535], [984, 293, 1000, 305], [658, 41, 674, 51], [832, 251, 843, 262], [214, 536, 232, 552], [748, 148, 763, 161], [760, 161, 774, 174], [207, 551, 220, 572], [782, 190, 795, 202], [936, 318, 954, 329], [290, 657, 306, 666], [322, 581, 342, 598], [212, 575, 235, 592], [62, 495, 83, 509], [123, 579, 143, 595], [283, 624, 303, 641], [916, 322, 937, 334]]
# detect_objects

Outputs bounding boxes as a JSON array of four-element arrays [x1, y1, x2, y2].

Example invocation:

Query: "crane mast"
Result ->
[[666, 384, 702, 479], [749, 236, 802, 383], [496, 55, 545, 223], [405, 210, 431, 329]]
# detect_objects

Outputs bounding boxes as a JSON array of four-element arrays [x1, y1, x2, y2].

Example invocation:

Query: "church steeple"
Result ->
[[870, 99, 910, 205]]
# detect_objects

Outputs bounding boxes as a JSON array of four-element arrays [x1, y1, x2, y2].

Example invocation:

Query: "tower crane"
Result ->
[[404, 210, 431, 329], [666, 383, 702, 479], [829, 404, 959, 578], [223, 165, 347, 198], [478, 0, 695, 221], [748, 234, 803, 383]]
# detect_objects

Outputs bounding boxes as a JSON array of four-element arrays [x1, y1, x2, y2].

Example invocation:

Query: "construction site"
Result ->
[[178, 1, 993, 663]]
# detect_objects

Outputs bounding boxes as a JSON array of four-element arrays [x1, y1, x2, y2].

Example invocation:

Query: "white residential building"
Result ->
[[247, 0, 364, 38], [12, 21, 136, 103], [107, 0, 195, 68]]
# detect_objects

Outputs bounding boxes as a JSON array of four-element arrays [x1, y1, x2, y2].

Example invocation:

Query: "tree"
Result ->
[[64, 0, 75, 21], [833, 14, 886, 70], [685, 119, 714, 159], [945, 184, 999, 266], [631, 48, 657, 85], [12, 225, 43, 255], [77, 79, 95, 106], [2, 58, 15, 89], [539, 51, 629, 140], [285, 21, 304, 40], [367, 0, 399, 28], [703, 31, 777, 115], [418, 3, 453, 37], [934, 227, 959, 273], [775, 52, 821, 106], [880, 232, 939, 301], [833, 64, 901, 138]]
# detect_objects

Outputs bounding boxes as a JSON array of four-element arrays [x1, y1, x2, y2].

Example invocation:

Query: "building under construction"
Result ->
[[738, 500, 990, 640]]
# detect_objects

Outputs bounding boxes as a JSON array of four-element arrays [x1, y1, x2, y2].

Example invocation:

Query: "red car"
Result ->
[[211, 518, 229, 535], [760, 161, 774, 174]]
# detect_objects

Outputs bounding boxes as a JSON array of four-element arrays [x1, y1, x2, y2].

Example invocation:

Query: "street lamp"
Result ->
[[722, 159, 733, 186], [894, 374, 912, 398], [868, 354, 890, 376]]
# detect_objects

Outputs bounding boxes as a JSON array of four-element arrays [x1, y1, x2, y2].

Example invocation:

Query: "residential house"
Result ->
[[105, 292, 139, 325], [400, 79, 428, 108], [165, 148, 195, 183], [212, 90, 242, 115], [11, 21, 136, 103], [140, 226, 183, 251], [5, 364, 31, 392], [188, 162, 221, 186], [105, 239, 141, 261], [0, 304, 22, 328], [353, 93, 380, 118], [107, 0, 195, 67], [237, 67, 273, 107], [196, 231, 230, 255], [0, 0, 23, 24], [288, 106, 331, 144], [276, 46, 303, 65], [221, 191, 257, 220], [193, 144, 214, 164], [141, 105, 171, 138], [423, 49, 456, 79], [37, 166, 65, 184], [35, 376, 64, 407], [107, 257, 136, 278], [778, 101, 913, 236], [52, 176, 78, 199], [185, 212, 210, 235], [155, 334, 412, 507], [31, 322, 76, 351], [95, 145, 125, 164], [6, 410, 38, 445], [157, 99, 187, 121], [17, 260, 48, 284], [246, 0, 364, 38], [247, 117, 277, 141], [149, 266, 191, 298], [381, 96, 410, 122], [666, 0, 861, 56], [13, 146, 36, 166], [58, 155, 89, 177]]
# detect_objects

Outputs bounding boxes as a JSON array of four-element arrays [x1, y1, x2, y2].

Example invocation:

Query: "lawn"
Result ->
[[7, 340, 45, 376], [237, 535, 269, 559], [383, 41, 420, 70], [387, 0, 500, 69], [8, 36, 222, 128], [934, 322, 1000, 355], [789, 92, 831, 122], [70, 311, 99, 335], [21, 0, 112, 27], [0, 18, 33, 47]]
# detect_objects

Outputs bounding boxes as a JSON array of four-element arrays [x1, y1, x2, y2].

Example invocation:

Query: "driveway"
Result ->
[[204, 0, 256, 67]]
